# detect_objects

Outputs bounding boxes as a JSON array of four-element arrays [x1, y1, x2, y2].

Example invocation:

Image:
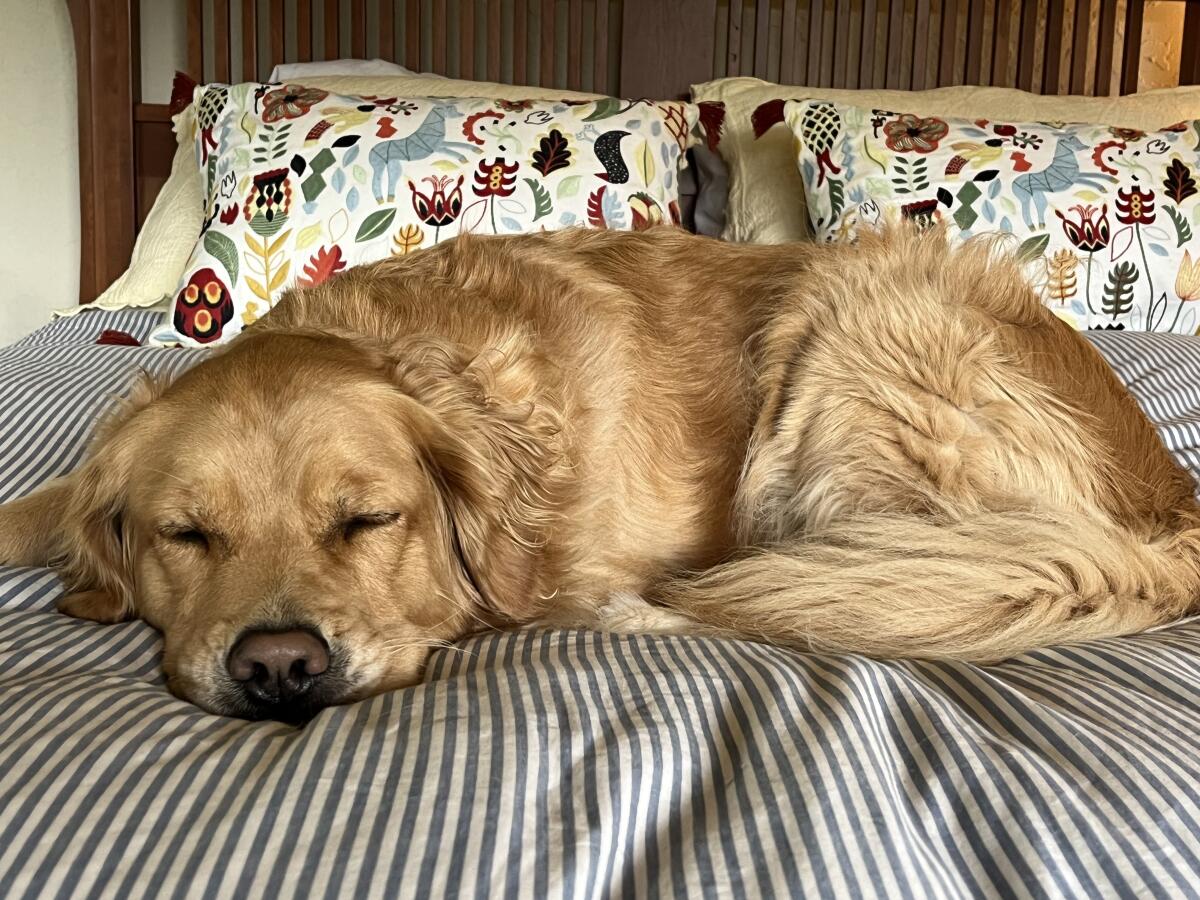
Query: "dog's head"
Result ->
[[48, 329, 561, 722]]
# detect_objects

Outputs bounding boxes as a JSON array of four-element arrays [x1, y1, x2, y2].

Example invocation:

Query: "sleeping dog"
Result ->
[[2, 226, 1198, 722]]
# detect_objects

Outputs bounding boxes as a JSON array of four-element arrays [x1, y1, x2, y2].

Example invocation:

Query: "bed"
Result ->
[[6, 1, 1200, 896]]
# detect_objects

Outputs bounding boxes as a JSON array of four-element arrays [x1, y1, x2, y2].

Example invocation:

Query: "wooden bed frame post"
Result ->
[[1183, 0, 1200, 87], [67, 0, 140, 303]]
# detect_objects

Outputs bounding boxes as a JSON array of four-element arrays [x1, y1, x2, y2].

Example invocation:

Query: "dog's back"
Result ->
[[654, 226, 1200, 660]]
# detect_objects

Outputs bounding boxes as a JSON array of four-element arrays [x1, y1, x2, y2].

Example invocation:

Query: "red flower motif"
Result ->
[[473, 158, 519, 197], [1109, 126, 1145, 142], [262, 85, 328, 123], [1056, 203, 1110, 252], [882, 114, 949, 153], [1115, 187, 1156, 225], [410, 175, 464, 228], [174, 268, 234, 344]]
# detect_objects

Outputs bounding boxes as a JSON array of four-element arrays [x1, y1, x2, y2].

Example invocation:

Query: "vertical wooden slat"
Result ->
[[938, 0, 958, 85], [431, 0, 445, 72], [898, 0, 915, 89], [886, 0, 905, 88], [912, 0, 930, 89], [487, 0, 500, 81], [754, 0, 771, 80], [591, 0, 607, 91], [873, 0, 892, 86], [405, 0, 420, 69], [540, 0, 555, 85], [819, 0, 835, 87], [323, 0, 339, 59], [1070, 0, 1091, 94], [923, 0, 942, 88], [568, 0, 583, 88], [270, 0, 285, 74], [1119, 0, 1142, 93], [1044, 0, 1067, 93], [832, 0, 848, 87], [351, 0, 366, 58], [965, 0, 986, 84], [460, 0, 475, 79], [779, 0, 796, 83], [214, 0, 231, 81], [241, 0, 257, 81], [378, 0, 394, 60], [727, 0, 743, 77], [793, 0, 810, 85], [188, 0, 204, 80], [513, 0, 528, 84], [992, 0, 1011, 85], [978, 0, 996, 86], [844, 0, 863, 89], [1017, 0, 1038, 90], [1094, 0, 1117, 93], [805, 0, 821, 85], [297, 0, 313, 61], [858, 0, 876, 87]]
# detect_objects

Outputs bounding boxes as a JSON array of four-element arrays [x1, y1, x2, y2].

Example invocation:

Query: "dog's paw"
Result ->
[[589, 591, 701, 636]]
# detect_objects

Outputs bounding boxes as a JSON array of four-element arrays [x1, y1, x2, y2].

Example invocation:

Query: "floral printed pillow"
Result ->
[[764, 99, 1200, 333], [162, 82, 719, 346]]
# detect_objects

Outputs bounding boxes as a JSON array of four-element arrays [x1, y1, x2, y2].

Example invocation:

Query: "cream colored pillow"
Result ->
[[84, 74, 599, 313], [692, 76, 1200, 244]]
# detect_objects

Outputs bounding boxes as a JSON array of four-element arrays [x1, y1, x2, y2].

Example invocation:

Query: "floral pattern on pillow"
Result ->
[[767, 99, 1200, 333], [163, 83, 714, 346]]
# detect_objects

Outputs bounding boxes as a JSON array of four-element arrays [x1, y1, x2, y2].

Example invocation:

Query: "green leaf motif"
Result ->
[[1101, 260, 1138, 319], [525, 178, 553, 222], [891, 156, 928, 195], [557, 175, 582, 199], [1015, 233, 1050, 264], [828, 178, 845, 222], [582, 98, 625, 122], [203, 231, 239, 285], [355, 208, 397, 242], [1165, 204, 1194, 247]]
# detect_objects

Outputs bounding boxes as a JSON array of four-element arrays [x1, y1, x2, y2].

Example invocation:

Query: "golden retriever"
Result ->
[[2, 225, 1198, 722]]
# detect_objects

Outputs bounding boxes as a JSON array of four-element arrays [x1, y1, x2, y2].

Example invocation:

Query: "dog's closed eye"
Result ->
[[337, 512, 403, 543], [159, 525, 211, 552]]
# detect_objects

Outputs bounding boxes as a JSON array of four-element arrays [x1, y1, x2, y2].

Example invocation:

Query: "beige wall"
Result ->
[[1142, 0, 1187, 91], [0, 0, 79, 343]]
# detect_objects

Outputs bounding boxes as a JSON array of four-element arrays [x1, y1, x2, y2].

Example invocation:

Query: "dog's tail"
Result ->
[[654, 509, 1200, 662]]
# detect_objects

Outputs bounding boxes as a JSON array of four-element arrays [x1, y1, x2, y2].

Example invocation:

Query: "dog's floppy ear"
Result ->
[[0, 372, 166, 623], [387, 337, 564, 623]]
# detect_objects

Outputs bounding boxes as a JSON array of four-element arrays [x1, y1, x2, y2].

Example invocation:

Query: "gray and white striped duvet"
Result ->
[[3, 310, 1200, 899]]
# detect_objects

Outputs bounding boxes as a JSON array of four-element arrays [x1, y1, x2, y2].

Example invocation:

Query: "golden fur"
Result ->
[[1, 225, 1198, 718]]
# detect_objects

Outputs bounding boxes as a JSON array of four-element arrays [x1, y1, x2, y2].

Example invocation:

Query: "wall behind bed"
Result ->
[[0, 1, 79, 343]]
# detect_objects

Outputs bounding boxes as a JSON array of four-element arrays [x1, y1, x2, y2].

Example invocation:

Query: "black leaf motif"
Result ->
[[532, 129, 572, 177]]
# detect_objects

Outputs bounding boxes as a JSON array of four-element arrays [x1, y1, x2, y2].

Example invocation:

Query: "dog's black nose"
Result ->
[[227, 629, 329, 709]]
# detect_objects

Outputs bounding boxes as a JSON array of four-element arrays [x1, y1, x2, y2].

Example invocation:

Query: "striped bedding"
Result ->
[[4, 310, 1200, 899]]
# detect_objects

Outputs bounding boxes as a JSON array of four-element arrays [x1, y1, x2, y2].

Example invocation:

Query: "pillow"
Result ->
[[778, 99, 1200, 333], [691, 76, 1200, 244], [160, 83, 705, 345], [80, 73, 603, 316], [269, 59, 421, 81]]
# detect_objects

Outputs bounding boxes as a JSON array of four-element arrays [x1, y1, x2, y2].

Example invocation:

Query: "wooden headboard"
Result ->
[[67, 0, 1200, 304]]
